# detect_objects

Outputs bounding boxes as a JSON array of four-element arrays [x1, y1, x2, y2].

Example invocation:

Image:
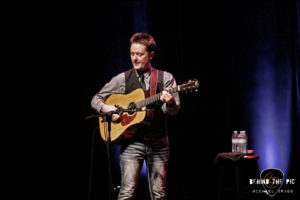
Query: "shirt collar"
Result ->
[[135, 67, 151, 78]]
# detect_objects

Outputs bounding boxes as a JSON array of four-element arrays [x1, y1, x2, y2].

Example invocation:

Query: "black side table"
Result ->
[[214, 152, 259, 200]]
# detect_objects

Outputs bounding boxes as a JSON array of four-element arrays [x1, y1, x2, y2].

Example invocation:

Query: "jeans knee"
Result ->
[[118, 183, 137, 200]]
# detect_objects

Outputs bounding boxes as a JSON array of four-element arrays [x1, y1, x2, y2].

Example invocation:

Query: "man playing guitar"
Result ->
[[91, 32, 180, 200]]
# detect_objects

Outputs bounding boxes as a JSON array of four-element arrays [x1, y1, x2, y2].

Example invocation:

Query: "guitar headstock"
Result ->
[[179, 79, 199, 93]]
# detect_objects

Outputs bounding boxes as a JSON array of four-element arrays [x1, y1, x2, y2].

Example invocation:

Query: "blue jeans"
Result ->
[[117, 137, 169, 200]]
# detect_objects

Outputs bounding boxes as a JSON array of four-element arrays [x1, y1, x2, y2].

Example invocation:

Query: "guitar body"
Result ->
[[99, 88, 146, 142], [98, 78, 199, 143]]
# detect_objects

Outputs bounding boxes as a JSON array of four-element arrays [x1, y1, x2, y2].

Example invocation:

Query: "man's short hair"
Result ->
[[130, 32, 156, 52]]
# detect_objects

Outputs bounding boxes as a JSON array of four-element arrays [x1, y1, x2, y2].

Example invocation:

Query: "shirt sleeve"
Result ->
[[91, 72, 126, 112], [161, 71, 180, 115]]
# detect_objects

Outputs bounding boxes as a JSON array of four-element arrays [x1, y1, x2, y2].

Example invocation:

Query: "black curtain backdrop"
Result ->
[[56, 1, 299, 200]]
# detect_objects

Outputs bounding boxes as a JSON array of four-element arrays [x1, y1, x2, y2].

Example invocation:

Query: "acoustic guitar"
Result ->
[[99, 79, 199, 142]]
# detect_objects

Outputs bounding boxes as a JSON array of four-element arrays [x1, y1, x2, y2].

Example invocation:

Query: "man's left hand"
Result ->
[[160, 89, 175, 105]]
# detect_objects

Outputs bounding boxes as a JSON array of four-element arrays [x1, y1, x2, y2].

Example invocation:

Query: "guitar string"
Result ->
[[136, 87, 178, 108]]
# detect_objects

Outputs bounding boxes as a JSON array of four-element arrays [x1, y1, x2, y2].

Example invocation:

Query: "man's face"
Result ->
[[130, 43, 154, 71]]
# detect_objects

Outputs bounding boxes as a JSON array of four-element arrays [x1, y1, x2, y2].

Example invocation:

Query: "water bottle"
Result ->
[[238, 130, 248, 153], [232, 130, 238, 152], [236, 132, 240, 152]]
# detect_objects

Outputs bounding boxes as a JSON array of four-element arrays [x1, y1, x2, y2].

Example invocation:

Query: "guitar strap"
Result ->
[[150, 67, 158, 96]]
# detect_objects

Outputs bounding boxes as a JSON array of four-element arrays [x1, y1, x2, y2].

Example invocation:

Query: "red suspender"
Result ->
[[150, 67, 158, 96]]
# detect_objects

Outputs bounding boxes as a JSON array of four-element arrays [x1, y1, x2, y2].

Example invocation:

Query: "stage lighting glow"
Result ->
[[250, 44, 292, 177]]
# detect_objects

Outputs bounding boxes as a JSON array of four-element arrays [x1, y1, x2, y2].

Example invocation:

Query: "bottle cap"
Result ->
[[240, 130, 246, 136]]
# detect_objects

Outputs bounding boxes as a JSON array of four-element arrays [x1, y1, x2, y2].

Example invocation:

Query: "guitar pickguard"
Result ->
[[120, 112, 137, 126]]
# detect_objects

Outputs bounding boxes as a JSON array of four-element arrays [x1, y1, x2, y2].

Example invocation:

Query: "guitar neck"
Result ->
[[135, 86, 179, 108]]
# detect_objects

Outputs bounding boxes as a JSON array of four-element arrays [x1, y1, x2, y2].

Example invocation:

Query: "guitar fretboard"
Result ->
[[135, 86, 179, 108]]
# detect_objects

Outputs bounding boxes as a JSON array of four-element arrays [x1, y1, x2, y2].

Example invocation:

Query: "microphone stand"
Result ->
[[102, 113, 113, 200], [85, 111, 115, 200], [85, 106, 142, 200]]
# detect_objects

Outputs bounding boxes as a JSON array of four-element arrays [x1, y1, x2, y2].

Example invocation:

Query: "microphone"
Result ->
[[118, 107, 143, 115], [85, 106, 144, 120]]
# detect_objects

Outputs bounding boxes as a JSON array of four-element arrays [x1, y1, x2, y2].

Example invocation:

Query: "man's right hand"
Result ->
[[100, 104, 120, 122]]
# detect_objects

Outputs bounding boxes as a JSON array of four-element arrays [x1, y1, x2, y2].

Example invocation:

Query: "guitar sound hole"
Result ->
[[127, 102, 136, 115]]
